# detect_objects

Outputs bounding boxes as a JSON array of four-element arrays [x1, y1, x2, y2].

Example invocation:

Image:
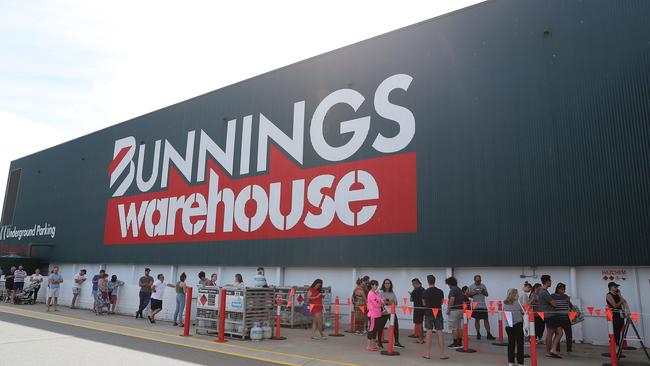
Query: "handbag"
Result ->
[[571, 304, 585, 325]]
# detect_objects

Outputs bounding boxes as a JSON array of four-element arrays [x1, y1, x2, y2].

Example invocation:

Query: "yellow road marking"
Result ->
[[0, 306, 361, 366], [0, 307, 300, 366]]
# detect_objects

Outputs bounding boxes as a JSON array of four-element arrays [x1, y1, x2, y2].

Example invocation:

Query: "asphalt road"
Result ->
[[0, 312, 276, 366]]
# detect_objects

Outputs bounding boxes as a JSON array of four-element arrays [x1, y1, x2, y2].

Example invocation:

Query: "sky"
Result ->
[[0, 0, 484, 210]]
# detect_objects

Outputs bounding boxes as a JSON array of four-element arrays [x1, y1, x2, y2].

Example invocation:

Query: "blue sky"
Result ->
[[0, 0, 483, 210]]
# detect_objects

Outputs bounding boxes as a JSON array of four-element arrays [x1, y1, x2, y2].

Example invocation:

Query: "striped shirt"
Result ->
[[551, 293, 570, 318]]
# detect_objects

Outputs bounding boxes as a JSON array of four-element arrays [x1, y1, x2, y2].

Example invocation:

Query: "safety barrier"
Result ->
[[492, 301, 507, 346], [603, 309, 619, 366], [528, 311, 537, 366], [457, 304, 477, 353], [329, 296, 344, 337], [272, 295, 286, 340], [215, 287, 227, 343], [180, 286, 192, 337], [381, 303, 400, 356]]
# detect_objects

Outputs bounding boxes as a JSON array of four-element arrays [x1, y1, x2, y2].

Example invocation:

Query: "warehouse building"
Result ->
[[1, 0, 649, 345]]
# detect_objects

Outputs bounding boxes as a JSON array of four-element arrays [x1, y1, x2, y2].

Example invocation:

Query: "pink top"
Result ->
[[367, 290, 383, 318]]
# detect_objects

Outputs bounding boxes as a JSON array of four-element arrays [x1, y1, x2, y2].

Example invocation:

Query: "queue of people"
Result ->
[[0, 265, 634, 365], [344, 273, 595, 363]]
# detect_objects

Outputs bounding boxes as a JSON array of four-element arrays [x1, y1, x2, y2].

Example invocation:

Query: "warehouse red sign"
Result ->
[[104, 73, 417, 244]]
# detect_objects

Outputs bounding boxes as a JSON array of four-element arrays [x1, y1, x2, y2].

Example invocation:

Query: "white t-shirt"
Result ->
[[151, 280, 167, 300], [30, 274, 43, 286], [72, 273, 86, 289], [253, 274, 267, 287]]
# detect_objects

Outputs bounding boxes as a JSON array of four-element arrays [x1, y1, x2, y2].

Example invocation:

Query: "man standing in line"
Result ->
[[46, 266, 63, 312], [422, 275, 449, 360], [91, 269, 105, 311], [136, 268, 154, 318], [539, 275, 562, 358], [71, 269, 87, 309], [12, 265, 27, 303], [148, 274, 170, 323], [253, 267, 268, 287], [198, 271, 210, 287], [446, 276, 464, 349], [469, 274, 495, 340], [4, 267, 15, 303], [410, 278, 425, 344]]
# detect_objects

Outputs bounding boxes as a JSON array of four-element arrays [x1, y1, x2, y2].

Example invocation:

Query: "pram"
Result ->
[[0, 279, 7, 302], [13, 281, 37, 305]]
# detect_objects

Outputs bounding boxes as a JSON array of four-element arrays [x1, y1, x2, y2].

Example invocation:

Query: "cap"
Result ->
[[556, 282, 566, 288], [608, 281, 620, 289]]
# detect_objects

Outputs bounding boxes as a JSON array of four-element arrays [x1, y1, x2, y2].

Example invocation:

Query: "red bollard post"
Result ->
[[272, 295, 286, 340], [457, 308, 477, 353], [528, 311, 537, 366], [381, 303, 400, 356], [492, 301, 508, 346], [215, 287, 228, 343], [602, 309, 619, 366], [329, 296, 344, 337], [180, 286, 193, 336], [346, 300, 355, 333]]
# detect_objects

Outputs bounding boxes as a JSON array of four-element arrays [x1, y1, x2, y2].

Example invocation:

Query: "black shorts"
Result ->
[[413, 309, 425, 324], [545, 316, 559, 329], [150, 299, 163, 310], [424, 313, 444, 331], [472, 309, 488, 320], [13, 282, 24, 291]]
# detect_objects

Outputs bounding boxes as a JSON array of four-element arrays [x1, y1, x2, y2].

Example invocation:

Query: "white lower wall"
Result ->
[[26, 264, 648, 346]]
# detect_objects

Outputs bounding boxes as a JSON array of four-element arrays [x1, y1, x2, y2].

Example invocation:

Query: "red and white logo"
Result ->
[[104, 74, 417, 245]]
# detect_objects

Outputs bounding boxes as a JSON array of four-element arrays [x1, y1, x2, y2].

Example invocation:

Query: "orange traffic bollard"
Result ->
[[457, 303, 477, 353], [180, 286, 192, 337], [528, 311, 537, 366], [492, 301, 507, 346], [329, 296, 344, 337], [381, 303, 400, 356], [272, 295, 286, 340], [215, 287, 228, 343]]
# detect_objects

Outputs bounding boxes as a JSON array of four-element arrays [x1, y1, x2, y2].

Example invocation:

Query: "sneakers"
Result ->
[[486, 333, 496, 340], [394, 343, 405, 349], [476, 333, 482, 340], [448, 340, 462, 349]]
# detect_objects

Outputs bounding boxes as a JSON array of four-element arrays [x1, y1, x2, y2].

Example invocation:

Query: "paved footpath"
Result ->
[[1, 303, 648, 365]]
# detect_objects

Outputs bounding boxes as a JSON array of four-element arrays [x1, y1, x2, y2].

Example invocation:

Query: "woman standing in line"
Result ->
[[30, 269, 43, 303], [96, 273, 111, 315], [366, 280, 387, 351], [308, 279, 326, 340], [529, 283, 545, 343], [107, 275, 125, 314], [606, 282, 626, 347], [352, 278, 367, 335], [380, 278, 403, 348], [233, 274, 245, 289], [551, 283, 573, 352], [173, 272, 187, 327], [503, 288, 525, 366], [208, 273, 218, 286]]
